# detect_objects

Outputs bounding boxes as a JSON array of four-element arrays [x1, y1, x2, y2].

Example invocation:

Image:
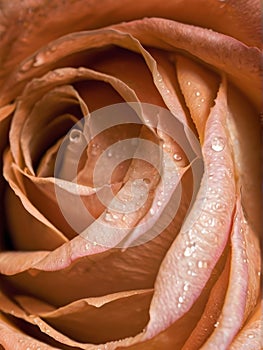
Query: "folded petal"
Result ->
[[144, 79, 235, 338]]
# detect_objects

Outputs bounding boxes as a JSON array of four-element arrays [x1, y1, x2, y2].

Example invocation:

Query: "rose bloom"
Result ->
[[0, 0, 261, 349]]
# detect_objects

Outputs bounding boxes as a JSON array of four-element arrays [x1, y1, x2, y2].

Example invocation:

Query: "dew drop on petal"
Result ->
[[33, 53, 45, 67], [20, 58, 34, 72], [195, 91, 201, 97], [107, 150, 113, 158], [69, 129, 82, 143], [211, 137, 225, 152], [173, 153, 182, 161], [197, 260, 208, 268], [184, 246, 195, 257], [105, 212, 114, 222], [178, 296, 184, 303], [183, 283, 189, 291]]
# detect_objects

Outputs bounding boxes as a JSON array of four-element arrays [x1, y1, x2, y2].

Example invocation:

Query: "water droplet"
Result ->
[[178, 296, 184, 303], [184, 245, 196, 257], [201, 98, 205, 103], [173, 153, 182, 161], [93, 241, 98, 246], [20, 58, 34, 72], [214, 321, 220, 328], [157, 200, 162, 207], [69, 129, 82, 143], [248, 334, 255, 339], [177, 303, 182, 308], [156, 72, 163, 83], [183, 283, 189, 291], [33, 53, 45, 67], [150, 208, 155, 216], [197, 261, 208, 268], [107, 150, 113, 158], [195, 91, 201, 97], [211, 137, 225, 152], [187, 81, 191, 86], [85, 243, 90, 250], [105, 212, 114, 222], [91, 143, 99, 156]]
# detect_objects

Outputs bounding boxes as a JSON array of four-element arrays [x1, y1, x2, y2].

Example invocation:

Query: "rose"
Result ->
[[0, 0, 261, 349]]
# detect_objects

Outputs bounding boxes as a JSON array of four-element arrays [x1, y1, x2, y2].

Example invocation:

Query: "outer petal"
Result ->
[[0, 0, 260, 89]]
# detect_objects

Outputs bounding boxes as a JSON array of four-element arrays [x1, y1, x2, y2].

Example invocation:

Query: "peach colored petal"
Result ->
[[113, 247, 230, 350], [8, 63, 144, 168], [201, 199, 260, 349], [20, 84, 84, 174], [0, 291, 88, 349], [144, 79, 235, 338], [176, 54, 220, 143], [0, 313, 59, 350], [0, 0, 260, 94], [1, 169, 192, 306], [3, 150, 68, 250], [114, 18, 262, 110], [86, 46, 166, 108], [15, 289, 153, 344], [226, 83, 261, 236], [182, 253, 231, 349], [37, 138, 62, 177], [229, 301, 262, 350]]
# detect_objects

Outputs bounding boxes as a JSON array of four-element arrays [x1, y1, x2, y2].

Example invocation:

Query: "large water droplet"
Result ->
[[173, 153, 182, 161], [211, 137, 225, 152], [69, 129, 82, 143]]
